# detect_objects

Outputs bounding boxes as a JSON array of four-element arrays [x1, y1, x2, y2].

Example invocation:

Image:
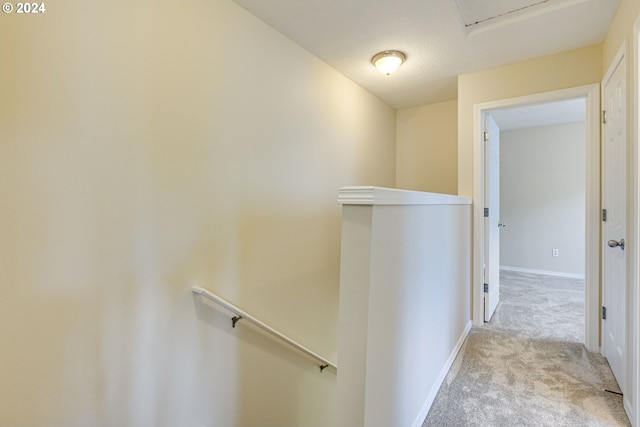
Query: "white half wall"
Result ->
[[336, 187, 472, 427], [500, 122, 586, 276]]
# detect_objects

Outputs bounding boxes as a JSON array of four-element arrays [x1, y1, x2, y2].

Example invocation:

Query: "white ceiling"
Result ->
[[231, 0, 619, 109], [491, 98, 586, 131]]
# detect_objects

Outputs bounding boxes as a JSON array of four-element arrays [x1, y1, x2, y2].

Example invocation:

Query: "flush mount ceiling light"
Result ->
[[371, 50, 406, 75]]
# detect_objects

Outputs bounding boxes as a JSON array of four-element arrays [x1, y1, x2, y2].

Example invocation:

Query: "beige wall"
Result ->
[[396, 100, 458, 194], [457, 45, 602, 196], [500, 123, 586, 276], [0, 1, 396, 427], [603, 1, 640, 70]]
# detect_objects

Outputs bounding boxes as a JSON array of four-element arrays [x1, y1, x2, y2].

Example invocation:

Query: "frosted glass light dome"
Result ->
[[371, 50, 406, 75]]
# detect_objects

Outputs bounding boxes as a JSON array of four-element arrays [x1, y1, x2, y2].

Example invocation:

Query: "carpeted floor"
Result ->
[[422, 270, 630, 427]]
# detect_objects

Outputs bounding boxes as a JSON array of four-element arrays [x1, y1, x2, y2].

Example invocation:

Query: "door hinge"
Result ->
[[602, 110, 607, 124], [602, 208, 607, 222], [484, 208, 489, 217], [483, 131, 489, 142], [602, 306, 607, 320], [484, 283, 489, 293]]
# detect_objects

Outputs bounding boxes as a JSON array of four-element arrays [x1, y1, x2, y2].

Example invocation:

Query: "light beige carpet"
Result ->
[[422, 270, 630, 427]]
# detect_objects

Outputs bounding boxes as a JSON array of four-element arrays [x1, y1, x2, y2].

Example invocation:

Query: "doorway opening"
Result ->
[[472, 84, 601, 353], [483, 99, 587, 342]]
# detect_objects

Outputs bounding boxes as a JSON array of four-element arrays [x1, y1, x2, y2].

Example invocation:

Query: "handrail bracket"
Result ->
[[232, 315, 242, 328]]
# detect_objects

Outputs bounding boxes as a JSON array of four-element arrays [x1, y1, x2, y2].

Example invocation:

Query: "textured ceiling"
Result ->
[[232, 0, 620, 109], [491, 98, 585, 131], [455, 0, 550, 29]]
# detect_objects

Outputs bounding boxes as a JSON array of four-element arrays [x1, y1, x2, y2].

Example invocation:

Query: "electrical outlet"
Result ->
[[552, 249, 559, 257]]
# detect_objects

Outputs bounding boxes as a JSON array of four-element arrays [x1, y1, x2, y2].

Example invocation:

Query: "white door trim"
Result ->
[[471, 84, 601, 353]]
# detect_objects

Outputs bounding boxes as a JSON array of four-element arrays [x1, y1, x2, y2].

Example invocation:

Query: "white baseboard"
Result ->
[[411, 320, 473, 427], [623, 397, 634, 427], [500, 265, 585, 280]]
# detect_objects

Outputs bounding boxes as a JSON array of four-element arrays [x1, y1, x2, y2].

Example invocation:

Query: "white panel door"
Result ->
[[484, 114, 500, 322], [602, 53, 626, 391]]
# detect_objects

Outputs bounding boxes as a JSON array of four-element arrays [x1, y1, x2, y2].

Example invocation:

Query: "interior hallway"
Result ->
[[422, 270, 629, 427]]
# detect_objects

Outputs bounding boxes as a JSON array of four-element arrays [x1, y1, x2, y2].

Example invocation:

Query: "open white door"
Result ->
[[602, 50, 627, 391], [484, 114, 501, 322]]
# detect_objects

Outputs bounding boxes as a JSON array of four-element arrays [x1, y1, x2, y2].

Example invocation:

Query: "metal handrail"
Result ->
[[192, 286, 337, 372]]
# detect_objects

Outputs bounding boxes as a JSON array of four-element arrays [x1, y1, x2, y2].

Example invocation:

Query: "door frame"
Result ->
[[471, 84, 601, 353]]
